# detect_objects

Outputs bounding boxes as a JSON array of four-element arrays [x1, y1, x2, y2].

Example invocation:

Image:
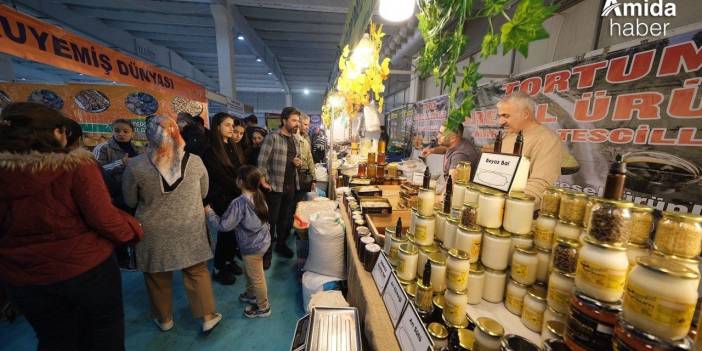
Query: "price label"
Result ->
[[395, 303, 433, 351], [382, 273, 408, 327], [372, 252, 392, 294], [473, 152, 523, 192]]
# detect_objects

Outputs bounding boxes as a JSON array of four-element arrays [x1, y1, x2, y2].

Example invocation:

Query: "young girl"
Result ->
[[205, 165, 272, 318]]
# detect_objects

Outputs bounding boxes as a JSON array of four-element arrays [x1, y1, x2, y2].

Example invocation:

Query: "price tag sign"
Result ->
[[382, 273, 408, 327], [395, 303, 433, 351], [473, 152, 523, 192], [372, 252, 392, 294]]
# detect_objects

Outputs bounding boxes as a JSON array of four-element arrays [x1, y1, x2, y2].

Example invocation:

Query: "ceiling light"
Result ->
[[256, 58, 262, 62], [379, 0, 415, 22], [267, 72, 273, 75], [303, 89, 309, 95], [237, 35, 245, 41]]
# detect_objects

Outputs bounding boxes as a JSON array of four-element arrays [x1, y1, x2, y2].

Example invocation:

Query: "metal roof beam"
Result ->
[[58, 0, 211, 15], [102, 20, 216, 37], [247, 20, 344, 34], [257, 31, 340, 43], [65, 7, 214, 27], [230, 0, 348, 13], [237, 6, 346, 23]]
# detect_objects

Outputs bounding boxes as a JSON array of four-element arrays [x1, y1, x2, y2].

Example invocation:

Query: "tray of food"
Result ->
[[351, 185, 382, 198], [349, 177, 373, 186], [359, 196, 392, 215]]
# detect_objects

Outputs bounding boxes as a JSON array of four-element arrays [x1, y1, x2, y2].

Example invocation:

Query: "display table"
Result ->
[[341, 200, 401, 351]]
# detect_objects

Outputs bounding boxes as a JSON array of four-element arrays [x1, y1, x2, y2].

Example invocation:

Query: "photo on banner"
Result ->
[[467, 27, 702, 215]]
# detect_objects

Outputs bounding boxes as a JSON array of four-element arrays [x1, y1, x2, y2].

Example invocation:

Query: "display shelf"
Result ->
[[467, 301, 541, 345]]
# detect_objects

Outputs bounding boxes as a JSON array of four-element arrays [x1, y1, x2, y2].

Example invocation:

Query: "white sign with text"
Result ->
[[372, 252, 392, 294], [473, 152, 523, 192], [382, 273, 408, 328], [395, 304, 433, 351]]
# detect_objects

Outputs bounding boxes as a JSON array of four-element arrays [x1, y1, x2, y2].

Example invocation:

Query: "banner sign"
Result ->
[[412, 95, 448, 148], [0, 82, 208, 145], [387, 104, 415, 151], [0, 5, 206, 101], [468, 27, 702, 215]]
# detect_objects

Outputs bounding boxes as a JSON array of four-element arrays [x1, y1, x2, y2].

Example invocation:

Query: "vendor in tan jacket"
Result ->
[[496, 91, 563, 207]]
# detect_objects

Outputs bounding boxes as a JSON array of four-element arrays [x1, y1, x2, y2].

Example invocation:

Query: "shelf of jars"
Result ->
[[346, 153, 702, 350]]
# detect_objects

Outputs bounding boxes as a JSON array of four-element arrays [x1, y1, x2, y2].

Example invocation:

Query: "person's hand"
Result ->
[[293, 157, 302, 167], [122, 155, 129, 165], [204, 205, 212, 214], [421, 147, 432, 157], [260, 178, 272, 191]]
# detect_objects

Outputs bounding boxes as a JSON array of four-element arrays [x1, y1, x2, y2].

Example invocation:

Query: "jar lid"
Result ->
[[404, 283, 417, 298], [416, 213, 436, 220], [510, 231, 533, 239], [563, 189, 588, 197], [636, 255, 700, 279], [455, 181, 468, 187], [485, 228, 511, 238], [391, 234, 408, 243], [447, 217, 459, 224], [539, 213, 557, 219], [428, 252, 447, 265], [470, 263, 485, 274], [515, 247, 538, 255], [447, 287, 467, 295], [651, 250, 700, 265], [509, 278, 529, 288], [458, 329, 475, 350], [463, 203, 478, 209], [557, 219, 581, 227], [546, 321, 565, 337], [631, 204, 654, 213], [583, 235, 626, 250], [546, 304, 567, 317], [419, 243, 441, 254], [458, 224, 482, 233], [535, 246, 552, 254], [384, 227, 396, 235], [484, 267, 506, 275], [366, 243, 381, 252], [437, 211, 449, 218], [476, 317, 504, 337], [480, 188, 505, 197], [553, 269, 575, 279], [448, 248, 471, 261], [575, 292, 623, 312], [427, 322, 448, 339], [433, 295, 445, 309], [556, 237, 581, 247], [411, 206, 418, 212], [663, 211, 702, 223], [360, 236, 375, 244], [507, 191, 536, 202], [527, 285, 547, 301], [627, 242, 649, 250], [399, 243, 418, 255], [597, 198, 634, 208]]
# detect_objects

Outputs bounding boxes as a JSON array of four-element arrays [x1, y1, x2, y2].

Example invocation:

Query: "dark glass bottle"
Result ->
[[443, 175, 453, 214], [494, 129, 503, 153], [423, 167, 431, 188], [513, 131, 524, 155], [395, 217, 403, 238], [603, 154, 627, 200]]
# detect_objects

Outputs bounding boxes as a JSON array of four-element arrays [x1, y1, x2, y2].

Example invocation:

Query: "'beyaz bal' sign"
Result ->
[[473, 152, 529, 193]]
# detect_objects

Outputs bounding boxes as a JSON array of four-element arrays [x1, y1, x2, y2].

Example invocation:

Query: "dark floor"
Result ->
[[0, 248, 306, 351]]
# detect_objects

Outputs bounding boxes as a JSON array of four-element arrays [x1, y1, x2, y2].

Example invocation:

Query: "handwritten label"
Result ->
[[473, 152, 522, 192], [395, 303, 434, 351], [372, 253, 393, 294], [382, 273, 408, 327]]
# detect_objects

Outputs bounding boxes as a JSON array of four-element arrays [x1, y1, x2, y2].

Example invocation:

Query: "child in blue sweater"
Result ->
[[205, 165, 272, 318]]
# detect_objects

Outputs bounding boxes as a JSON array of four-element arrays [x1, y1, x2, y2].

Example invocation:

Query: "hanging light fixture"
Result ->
[[348, 34, 375, 79], [379, 0, 415, 22]]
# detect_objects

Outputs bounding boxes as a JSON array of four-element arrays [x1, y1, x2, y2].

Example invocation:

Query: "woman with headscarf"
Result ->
[[122, 116, 222, 334], [246, 127, 267, 165]]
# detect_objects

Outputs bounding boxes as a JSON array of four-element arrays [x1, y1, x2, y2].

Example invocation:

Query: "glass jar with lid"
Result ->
[[511, 247, 538, 285], [452, 182, 467, 211], [444, 288, 469, 327], [468, 264, 485, 304], [435, 212, 448, 244], [357, 162, 367, 177], [464, 183, 481, 206], [623, 255, 700, 341], [483, 268, 507, 303], [653, 211, 702, 259], [547, 270, 575, 314], [418, 187, 436, 217], [558, 190, 588, 225], [428, 322, 449, 350], [417, 242, 441, 278], [447, 249, 471, 291], [429, 252, 447, 293], [455, 224, 482, 263], [588, 199, 633, 244], [651, 250, 700, 275], [481, 229, 511, 271], [565, 293, 622, 351], [455, 161, 472, 184], [477, 189, 506, 229], [554, 220, 582, 241], [503, 192, 536, 235], [551, 238, 580, 274], [443, 217, 459, 250], [387, 232, 408, 267], [474, 317, 505, 351], [534, 214, 557, 249], [575, 236, 629, 302], [505, 278, 529, 316], [541, 187, 563, 217], [461, 203, 479, 227], [509, 233, 534, 266], [367, 163, 377, 178], [541, 321, 565, 343], [629, 204, 654, 245], [458, 329, 475, 351], [521, 285, 548, 332], [397, 243, 419, 283], [536, 247, 551, 283], [414, 213, 436, 246]]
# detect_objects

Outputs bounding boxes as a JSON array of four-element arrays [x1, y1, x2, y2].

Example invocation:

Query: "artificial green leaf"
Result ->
[[501, 0, 558, 56], [480, 32, 500, 58], [480, 0, 510, 17]]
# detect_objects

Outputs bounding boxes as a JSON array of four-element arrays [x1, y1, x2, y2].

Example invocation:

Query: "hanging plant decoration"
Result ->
[[335, 22, 391, 118], [416, 0, 558, 133]]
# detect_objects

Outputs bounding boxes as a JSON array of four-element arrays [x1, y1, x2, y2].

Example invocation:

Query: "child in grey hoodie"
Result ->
[[206, 165, 272, 318]]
